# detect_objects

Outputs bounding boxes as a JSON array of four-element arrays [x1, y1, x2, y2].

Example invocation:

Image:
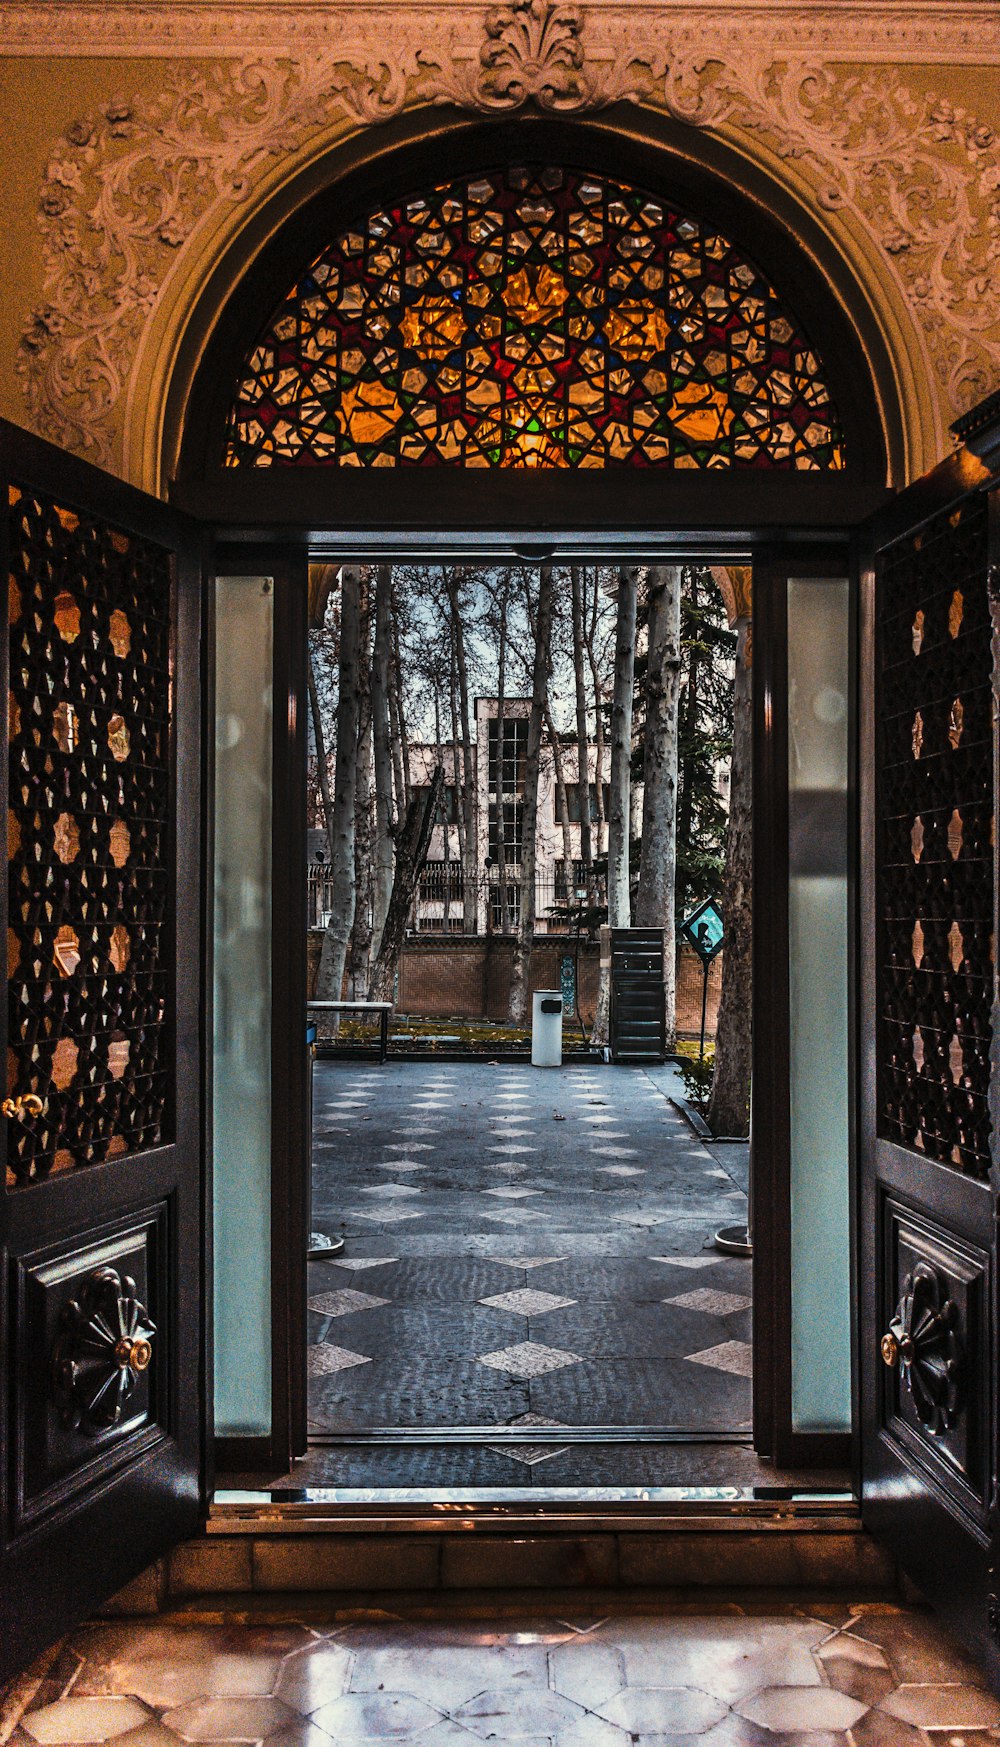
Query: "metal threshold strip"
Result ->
[[306, 1426, 753, 1447], [210, 1486, 858, 1533]]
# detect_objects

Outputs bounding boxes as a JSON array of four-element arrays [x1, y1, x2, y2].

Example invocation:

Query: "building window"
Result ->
[[565, 782, 609, 823], [488, 717, 529, 796], [225, 166, 845, 471], [489, 801, 524, 862]]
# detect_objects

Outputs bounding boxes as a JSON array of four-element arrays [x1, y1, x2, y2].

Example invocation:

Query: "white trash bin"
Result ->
[[531, 989, 563, 1068]]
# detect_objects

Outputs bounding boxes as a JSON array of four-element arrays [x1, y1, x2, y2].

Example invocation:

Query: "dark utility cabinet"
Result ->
[[610, 928, 666, 1062]]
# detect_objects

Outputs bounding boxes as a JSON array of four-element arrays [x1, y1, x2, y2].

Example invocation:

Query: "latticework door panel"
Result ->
[[876, 493, 993, 1177], [6, 483, 174, 1186]]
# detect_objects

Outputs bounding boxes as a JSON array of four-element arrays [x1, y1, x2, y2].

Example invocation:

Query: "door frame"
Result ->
[[208, 528, 855, 1479], [211, 546, 310, 1475], [751, 543, 856, 1470]]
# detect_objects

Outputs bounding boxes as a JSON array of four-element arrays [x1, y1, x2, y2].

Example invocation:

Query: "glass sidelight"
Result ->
[[212, 575, 274, 1440], [786, 577, 852, 1435]]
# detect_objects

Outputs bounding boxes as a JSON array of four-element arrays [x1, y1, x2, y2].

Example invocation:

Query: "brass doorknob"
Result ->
[[2, 1093, 44, 1121], [881, 1332, 900, 1367]]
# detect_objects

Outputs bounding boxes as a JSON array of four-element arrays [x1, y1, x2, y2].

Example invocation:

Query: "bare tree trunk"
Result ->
[[434, 686, 452, 932], [317, 566, 362, 1010], [593, 565, 638, 1043], [509, 565, 554, 1024], [346, 577, 373, 998], [496, 572, 511, 935], [585, 568, 608, 862], [608, 565, 639, 922], [571, 564, 595, 902], [390, 577, 412, 806], [545, 703, 574, 902], [635, 564, 683, 1048], [447, 569, 479, 933], [707, 616, 753, 1138], [307, 646, 335, 866], [368, 768, 444, 1003], [448, 623, 466, 885], [371, 562, 394, 956]]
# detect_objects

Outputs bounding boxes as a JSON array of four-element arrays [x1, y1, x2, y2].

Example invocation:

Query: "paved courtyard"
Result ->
[[307, 1059, 751, 1471]]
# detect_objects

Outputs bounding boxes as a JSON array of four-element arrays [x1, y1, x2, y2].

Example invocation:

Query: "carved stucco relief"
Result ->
[[15, 0, 1000, 473]]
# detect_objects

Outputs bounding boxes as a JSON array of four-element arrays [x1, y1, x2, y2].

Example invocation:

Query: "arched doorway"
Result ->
[[174, 119, 889, 1486]]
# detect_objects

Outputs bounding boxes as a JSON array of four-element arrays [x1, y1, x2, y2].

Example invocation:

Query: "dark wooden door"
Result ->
[[860, 437, 1000, 1678], [0, 420, 204, 1678]]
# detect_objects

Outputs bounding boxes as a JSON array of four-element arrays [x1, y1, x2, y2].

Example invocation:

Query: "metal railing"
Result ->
[[308, 862, 607, 936]]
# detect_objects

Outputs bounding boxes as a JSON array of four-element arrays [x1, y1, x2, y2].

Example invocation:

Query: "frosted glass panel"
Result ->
[[213, 576, 273, 1437], [787, 577, 852, 1433]]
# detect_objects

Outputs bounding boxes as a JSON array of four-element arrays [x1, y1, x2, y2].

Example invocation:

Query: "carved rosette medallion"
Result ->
[[884, 1258, 963, 1434], [51, 1265, 156, 1434]]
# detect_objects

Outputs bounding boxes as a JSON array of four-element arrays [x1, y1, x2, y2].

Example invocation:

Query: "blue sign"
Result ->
[[681, 898, 724, 962]]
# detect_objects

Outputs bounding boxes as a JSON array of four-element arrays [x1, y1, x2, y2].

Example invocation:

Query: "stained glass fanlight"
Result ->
[[224, 165, 845, 471]]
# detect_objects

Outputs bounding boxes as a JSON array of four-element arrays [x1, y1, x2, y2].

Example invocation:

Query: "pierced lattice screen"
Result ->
[[876, 493, 993, 1177], [6, 483, 174, 1186]]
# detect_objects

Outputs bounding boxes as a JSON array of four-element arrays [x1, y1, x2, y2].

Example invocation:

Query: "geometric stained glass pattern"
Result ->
[[875, 491, 993, 1178], [6, 484, 174, 1186], [225, 165, 845, 470]]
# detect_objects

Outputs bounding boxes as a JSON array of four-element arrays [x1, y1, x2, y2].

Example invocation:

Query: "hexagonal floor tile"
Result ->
[[597, 1687, 728, 1735], [452, 1687, 585, 1739], [162, 1697, 298, 1741], [737, 1686, 868, 1731], [23, 1698, 152, 1743], [310, 1691, 443, 1739]]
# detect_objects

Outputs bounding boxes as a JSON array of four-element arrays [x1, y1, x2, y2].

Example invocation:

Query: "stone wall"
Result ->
[[307, 932, 722, 1038]]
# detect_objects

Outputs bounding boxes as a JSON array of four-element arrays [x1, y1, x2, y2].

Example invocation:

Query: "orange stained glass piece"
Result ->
[[51, 1036, 79, 1090], [911, 711, 924, 759], [54, 591, 81, 642], [8, 814, 20, 860], [911, 919, 925, 968], [107, 714, 130, 761], [53, 700, 77, 753], [109, 607, 132, 658], [948, 697, 964, 750], [53, 925, 81, 978], [948, 1034, 964, 1086], [949, 590, 964, 638], [108, 1035, 131, 1081], [910, 816, 924, 863], [53, 811, 80, 864], [110, 924, 130, 973], [109, 820, 131, 867], [911, 609, 924, 654], [948, 920, 964, 972], [947, 808, 963, 860], [9, 576, 21, 625]]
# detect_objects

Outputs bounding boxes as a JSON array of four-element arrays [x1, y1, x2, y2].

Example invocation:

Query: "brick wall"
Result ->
[[307, 931, 722, 1038]]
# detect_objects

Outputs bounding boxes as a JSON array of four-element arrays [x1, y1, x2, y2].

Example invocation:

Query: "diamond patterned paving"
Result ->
[[477, 1340, 583, 1378], [479, 1288, 577, 1316], [307, 1344, 372, 1375], [307, 1289, 389, 1317], [309, 1059, 751, 1445]]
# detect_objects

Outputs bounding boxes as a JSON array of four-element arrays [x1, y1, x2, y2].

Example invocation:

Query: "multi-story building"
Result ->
[[409, 697, 610, 934]]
